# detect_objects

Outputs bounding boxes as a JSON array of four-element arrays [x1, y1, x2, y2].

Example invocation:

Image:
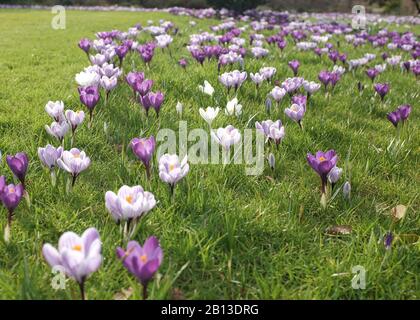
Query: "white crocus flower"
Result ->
[[211, 125, 241, 150], [75, 70, 100, 87], [45, 101, 65, 122], [225, 97, 242, 117], [198, 80, 215, 96], [199, 107, 219, 127]]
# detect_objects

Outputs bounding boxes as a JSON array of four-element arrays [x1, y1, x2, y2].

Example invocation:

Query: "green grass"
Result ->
[[0, 8, 419, 300]]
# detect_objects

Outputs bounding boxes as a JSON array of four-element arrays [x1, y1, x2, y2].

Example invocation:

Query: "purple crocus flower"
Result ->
[[387, 111, 400, 127], [288, 60, 300, 76], [318, 71, 331, 89], [78, 86, 100, 123], [328, 51, 339, 64], [284, 103, 305, 128], [138, 90, 163, 116], [6, 152, 28, 188], [384, 232, 393, 250], [115, 45, 129, 66], [374, 83, 390, 101], [116, 236, 163, 299], [134, 79, 153, 97], [179, 58, 187, 69], [42, 228, 102, 300], [78, 38, 91, 55], [0, 182, 24, 242], [398, 104, 411, 121], [306, 150, 338, 194], [130, 136, 156, 179], [329, 72, 341, 88], [366, 68, 379, 82]]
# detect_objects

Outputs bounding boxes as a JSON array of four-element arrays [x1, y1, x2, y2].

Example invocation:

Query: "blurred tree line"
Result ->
[[0, 0, 418, 14]]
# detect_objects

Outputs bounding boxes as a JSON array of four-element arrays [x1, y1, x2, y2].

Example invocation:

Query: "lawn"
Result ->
[[0, 8, 419, 300]]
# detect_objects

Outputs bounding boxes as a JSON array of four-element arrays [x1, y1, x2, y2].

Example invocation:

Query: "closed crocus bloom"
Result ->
[[387, 111, 400, 127], [271, 86, 287, 102], [6, 152, 28, 187], [256, 120, 284, 144], [307, 150, 338, 194], [65, 110, 85, 133], [79, 86, 100, 111], [45, 121, 69, 142], [0, 176, 5, 195], [158, 154, 189, 190], [366, 68, 379, 81], [130, 136, 155, 178], [42, 227, 102, 299], [327, 166, 343, 187], [284, 103, 305, 127], [176, 101, 183, 115], [115, 45, 129, 64], [288, 60, 300, 76], [38, 145, 63, 169], [259, 67, 276, 81], [105, 185, 156, 222], [178, 58, 187, 69], [225, 97, 242, 116], [268, 153, 275, 170], [398, 104, 411, 121], [78, 38, 91, 53], [135, 79, 153, 97], [343, 181, 351, 199], [57, 148, 90, 186], [374, 83, 390, 101], [150, 91, 164, 116], [116, 237, 163, 298], [75, 71, 100, 87], [126, 71, 144, 91], [318, 70, 331, 89], [89, 53, 107, 66], [199, 107, 219, 127], [45, 101, 65, 122], [198, 80, 214, 96], [211, 125, 241, 150]]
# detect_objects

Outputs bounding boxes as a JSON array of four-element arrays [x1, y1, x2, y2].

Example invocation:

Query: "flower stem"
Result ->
[[142, 283, 148, 300], [79, 280, 86, 301]]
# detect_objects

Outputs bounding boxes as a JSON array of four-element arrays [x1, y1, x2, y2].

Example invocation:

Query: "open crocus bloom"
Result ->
[[0, 183, 24, 212], [105, 185, 156, 222], [307, 150, 338, 193], [116, 236, 163, 286], [255, 120, 285, 144], [42, 227, 102, 284], [198, 80, 214, 96], [225, 97, 242, 116], [65, 110, 85, 132], [211, 125, 241, 150], [284, 103, 305, 123], [75, 70, 100, 87], [271, 86, 287, 102], [57, 148, 91, 177], [45, 121, 69, 142], [158, 154, 189, 187], [199, 107, 219, 126]]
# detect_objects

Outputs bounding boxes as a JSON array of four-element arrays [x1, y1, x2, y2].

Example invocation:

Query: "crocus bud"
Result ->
[[343, 181, 351, 199], [327, 166, 343, 184], [265, 97, 272, 114], [176, 101, 183, 116], [384, 232, 393, 250], [268, 153, 275, 170]]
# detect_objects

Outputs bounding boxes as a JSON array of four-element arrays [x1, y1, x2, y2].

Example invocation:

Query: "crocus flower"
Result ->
[[45, 121, 69, 143], [270, 86, 287, 103], [158, 154, 189, 195], [78, 38, 91, 55], [130, 136, 156, 178], [303, 81, 321, 98], [343, 181, 351, 199], [42, 228, 102, 300], [259, 67, 276, 82], [387, 110, 401, 127], [199, 107, 219, 127], [126, 71, 144, 97], [384, 232, 393, 250], [115, 45, 129, 66], [366, 68, 379, 82], [6, 152, 28, 188], [284, 104, 305, 128], [179, 58, 187, 69], [139, 91, 164, 116], [255, 120, 285, 145], [288, 60, 300, 76], [225, 97, 242, 117], [65, 110, 85, 137], [116, 237, 163, 299], [198, 80, 214, 96], [176, 101, 183, 116], [268, 153, 275, 170], [100, 76, 118, 101], [211, 125, 241, 151], [318, 71, 331, 89], [250, 72, 264, 88], [134, 79, 153, 97], [57, 148, 90, 187], [105, 185, 156, 223], [307, 150, 338, 194], [38, 144, 63, 170], [78, 86, 100, 124], [0, 181, 24, 242], [327, 166, 343, 190], [398, 104, 411, 122], [374, 83, 390, 101], [45, 101, 65, 122], [75, 70, 100, 88]]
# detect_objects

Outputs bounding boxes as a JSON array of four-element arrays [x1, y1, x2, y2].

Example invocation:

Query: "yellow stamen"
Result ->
[[73, 153, 81, 158], [169, 164, 175, 172], [140, 254, 148, 263], [9, 188, 15, 193], [125, 195, 133, 204], [72, 244, 82, 251], [319, 156, 326, 162]]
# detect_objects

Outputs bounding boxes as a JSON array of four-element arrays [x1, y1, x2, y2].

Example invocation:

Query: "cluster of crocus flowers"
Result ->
[[130, 136, 156, 179], [219, 70, 247, 93], [105, 185, 156, 239], [116, 236, 163, 299], [387, 104, 412, 128], [42, 227, 102, 300], [255, 120, 285, 146]]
